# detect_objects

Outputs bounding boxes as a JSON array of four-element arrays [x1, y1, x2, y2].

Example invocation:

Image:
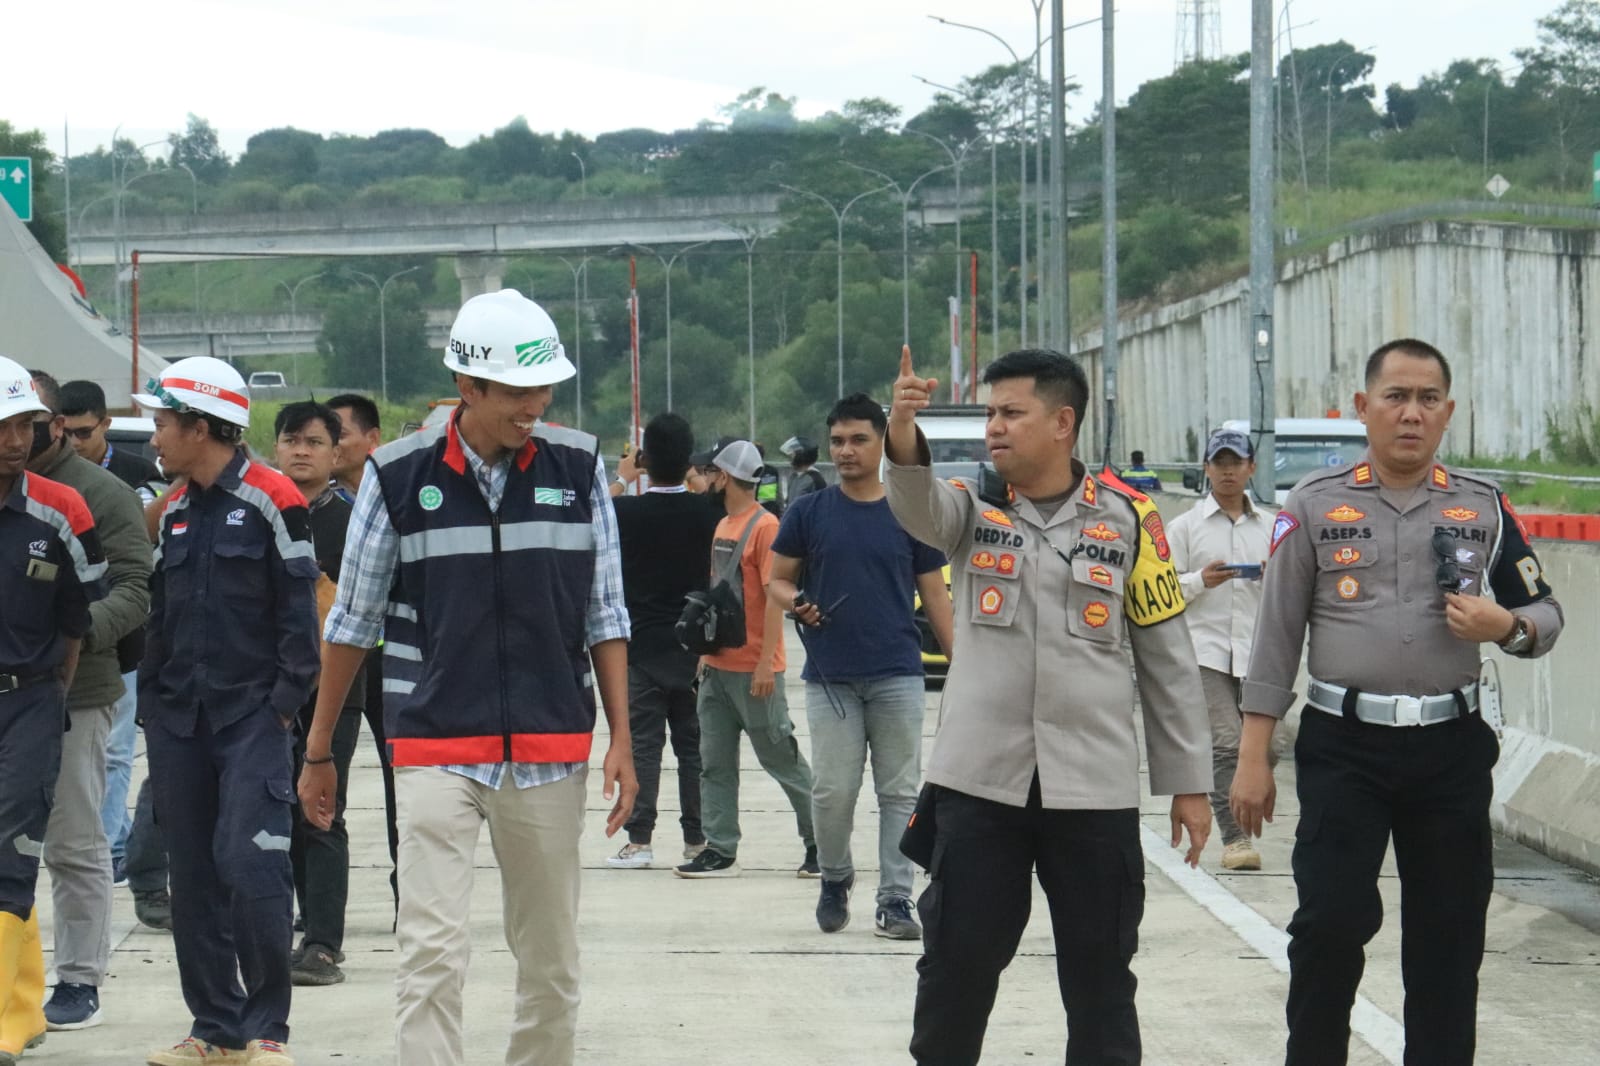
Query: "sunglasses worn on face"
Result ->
[[64, 426, 99, 441]]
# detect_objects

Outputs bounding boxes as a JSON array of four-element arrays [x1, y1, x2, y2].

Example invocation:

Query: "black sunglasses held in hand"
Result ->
[[1431, 531, 1460, 593]]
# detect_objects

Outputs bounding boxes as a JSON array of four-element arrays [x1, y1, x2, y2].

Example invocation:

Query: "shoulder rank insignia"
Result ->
[[1432, 465, 1450, 489], [1081, 473, 1097, 506], [1352, 462, 1373, 485]]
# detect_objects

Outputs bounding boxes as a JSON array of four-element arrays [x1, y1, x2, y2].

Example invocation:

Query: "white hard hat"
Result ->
[[131, 355, 251, 429], [0, 356, 51, 422], [443, 289, 576, 388]]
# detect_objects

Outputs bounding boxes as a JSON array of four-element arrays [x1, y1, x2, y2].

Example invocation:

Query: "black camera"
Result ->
[[1432, 531, 1461, 593]]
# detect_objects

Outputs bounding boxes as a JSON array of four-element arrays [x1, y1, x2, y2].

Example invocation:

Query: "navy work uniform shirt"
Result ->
[[0, 472, 107, 676], [139, 450, 321, 737]]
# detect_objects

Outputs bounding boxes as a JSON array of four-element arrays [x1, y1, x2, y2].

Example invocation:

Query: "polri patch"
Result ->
[[979, 586, 1004, 616]]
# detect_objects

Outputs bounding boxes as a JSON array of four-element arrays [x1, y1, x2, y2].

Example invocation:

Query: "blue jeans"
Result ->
[[101, 670, 138, 860], [804, 675, 925, 902]]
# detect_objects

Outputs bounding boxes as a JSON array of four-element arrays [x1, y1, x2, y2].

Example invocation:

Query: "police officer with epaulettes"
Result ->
[[1232, 338, 1564, 1066], [886, 345, 1212, 1066]]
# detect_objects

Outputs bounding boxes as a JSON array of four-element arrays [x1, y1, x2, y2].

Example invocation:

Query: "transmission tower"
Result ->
[[1174, 0, 1223, 68]]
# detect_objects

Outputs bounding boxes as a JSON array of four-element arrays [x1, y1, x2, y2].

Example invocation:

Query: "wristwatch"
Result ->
[[1499, 615, 1534, 655]]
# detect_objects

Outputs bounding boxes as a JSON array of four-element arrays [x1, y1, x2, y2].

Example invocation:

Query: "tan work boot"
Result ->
[[146, 1036, 248, 1065], [1222, 840, 1263, 871], [245, 1038, 295, 1066]]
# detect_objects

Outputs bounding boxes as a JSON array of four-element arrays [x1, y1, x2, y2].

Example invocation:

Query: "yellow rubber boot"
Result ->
[[0, 909, 45, 1064]]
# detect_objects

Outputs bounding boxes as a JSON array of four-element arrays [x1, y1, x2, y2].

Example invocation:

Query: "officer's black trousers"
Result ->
[[1286, 707, 1499, 1066], [0, 683, 64, 919], [910, 780, 1144, 1066]]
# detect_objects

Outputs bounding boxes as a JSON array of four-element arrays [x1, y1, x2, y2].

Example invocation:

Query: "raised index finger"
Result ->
[[899, 344, 913, 379]]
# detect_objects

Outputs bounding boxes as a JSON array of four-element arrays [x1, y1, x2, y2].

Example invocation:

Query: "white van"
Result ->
[[1217, 417, 1369, 504], [910, 404, 990, 480]]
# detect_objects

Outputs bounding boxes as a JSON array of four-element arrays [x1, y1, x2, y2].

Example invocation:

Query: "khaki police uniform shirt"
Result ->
[[1242, 456, 1564, 718], [886, 441, 1213, 810]]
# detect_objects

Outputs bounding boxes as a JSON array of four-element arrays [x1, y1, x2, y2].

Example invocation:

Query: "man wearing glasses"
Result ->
[[58, 382, 161, 505], [1232, 338, 1565, 1065]]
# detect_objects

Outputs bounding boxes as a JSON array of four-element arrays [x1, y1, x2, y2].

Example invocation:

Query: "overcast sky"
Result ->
[[13, 0, 1547, 160]]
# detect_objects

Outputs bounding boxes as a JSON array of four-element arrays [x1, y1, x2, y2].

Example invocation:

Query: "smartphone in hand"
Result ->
[[1225, 562, 1263, 581]]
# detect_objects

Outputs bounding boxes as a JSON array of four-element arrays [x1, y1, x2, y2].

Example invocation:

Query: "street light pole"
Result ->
[[844, 161, 950, 346], [915, 75, 1004, 363], [277, 272, 327, 385], [777, 181, 893, 397], [906, 129, 977, 361], [1323, 47, 1374, 188], [724, 225, 761, 438], [557, 256, 591, 429], [570, 152, 587, 198], [349, 266, 420, 403], [630, 240, 710, 410]]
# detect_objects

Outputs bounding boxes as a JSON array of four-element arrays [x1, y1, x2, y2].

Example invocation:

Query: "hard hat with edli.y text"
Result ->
[[443, 289, 577, 388]]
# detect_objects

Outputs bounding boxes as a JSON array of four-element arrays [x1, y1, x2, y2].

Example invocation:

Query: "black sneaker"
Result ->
[[816, 876, 853, 933], [133, 890, 173, 931], [874, 896, 922, 940], [796, 844, 821, 879], [673, 849, 740, 879], [43, 982, 101, 1030], [111, 855, 129, 889], [291, 942, 346, 987]]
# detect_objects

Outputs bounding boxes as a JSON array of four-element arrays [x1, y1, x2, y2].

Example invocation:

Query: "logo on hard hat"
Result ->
[[190, 380, 222, 398], [419, 486, 444, 511], [515, 338, 560, 367]]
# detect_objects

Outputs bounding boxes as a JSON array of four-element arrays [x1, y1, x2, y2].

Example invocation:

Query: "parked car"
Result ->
[[106, 415, 159, 465], [247, 371, 287, 389], [913, 564, 953, 685], [1181, 417, 1368, 504]]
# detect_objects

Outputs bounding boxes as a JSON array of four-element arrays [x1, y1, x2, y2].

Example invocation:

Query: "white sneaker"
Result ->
[[1222, 840, 1263, 871], [606, 842, 653, 869]]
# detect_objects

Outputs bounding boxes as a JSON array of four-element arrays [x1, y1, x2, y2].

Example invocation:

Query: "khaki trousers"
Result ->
[[394, 766, 587, 1066]]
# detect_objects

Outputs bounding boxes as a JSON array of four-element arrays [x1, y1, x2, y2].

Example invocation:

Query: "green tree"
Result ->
[[167, 114, 231, 185], [0, 121, 64, 260], [1117, 55, 1251, 213], [1118, 205, 1239, 300], [317, 282, 432, 399], [235, 128, 323, 186], [1515, 0, 1600, 186]]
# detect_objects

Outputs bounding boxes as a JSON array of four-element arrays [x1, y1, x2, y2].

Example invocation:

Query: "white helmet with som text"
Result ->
[[0, 355, 51, 422], [131, 355, 251, 429], [443, 289, 576, 388]]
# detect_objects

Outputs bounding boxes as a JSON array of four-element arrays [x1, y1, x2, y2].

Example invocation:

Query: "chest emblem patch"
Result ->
[[981, 509, 1013, 528], [1088, 564, 1114, 587], [971, 551, 997, 570], [1325, 505, 1366, 523], [1331, 547, 1362, 566], [1082, 522, 1121, 542], [27, 539, 48, 559], [226, 507, 247, 526], [979, 586, 1005, 616], [171, 521, 189, 536], [996, 553, 1017, 575], [1336, 575, 1361, 600], [1441, 507, 1479, 522], [418, 485, 444, 511], [1082, 601, 1111, 628]]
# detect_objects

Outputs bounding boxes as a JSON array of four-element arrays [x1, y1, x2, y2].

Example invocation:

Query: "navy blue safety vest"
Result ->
[[373, 411, 599, 767]]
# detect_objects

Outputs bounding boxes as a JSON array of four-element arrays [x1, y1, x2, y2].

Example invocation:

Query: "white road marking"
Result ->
[[1139, 824, 1406, 1064]]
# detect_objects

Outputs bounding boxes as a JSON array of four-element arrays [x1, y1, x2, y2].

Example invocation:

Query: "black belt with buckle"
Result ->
[[0, 671, 57, 695]]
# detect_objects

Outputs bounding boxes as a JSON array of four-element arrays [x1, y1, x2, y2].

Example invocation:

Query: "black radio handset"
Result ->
[[977, 463, 1010, 508]]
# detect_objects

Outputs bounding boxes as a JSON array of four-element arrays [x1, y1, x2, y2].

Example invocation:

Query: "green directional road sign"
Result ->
[[0, 157, 33, 222]]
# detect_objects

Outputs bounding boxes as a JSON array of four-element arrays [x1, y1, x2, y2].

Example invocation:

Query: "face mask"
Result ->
[[29, 421, 54, 460]]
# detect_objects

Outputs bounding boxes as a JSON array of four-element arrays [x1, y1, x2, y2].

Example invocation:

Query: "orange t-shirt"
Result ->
[[702, 504, 786, 674]]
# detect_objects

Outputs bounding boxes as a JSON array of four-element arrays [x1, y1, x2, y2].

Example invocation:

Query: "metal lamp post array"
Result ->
[[347, 266, 420, 403], [843, 161, 951, 346], [630, 240, 711, 410]]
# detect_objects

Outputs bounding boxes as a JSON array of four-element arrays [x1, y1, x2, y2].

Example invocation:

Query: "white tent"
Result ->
[[0, 201, 167, 407]]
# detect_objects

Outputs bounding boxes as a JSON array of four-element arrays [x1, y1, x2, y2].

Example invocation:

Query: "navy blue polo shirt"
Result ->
[[0, 472, 107, 674]]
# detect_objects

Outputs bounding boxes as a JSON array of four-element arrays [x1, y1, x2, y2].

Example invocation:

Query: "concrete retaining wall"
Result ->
[[1075, 221, 1600, 463]]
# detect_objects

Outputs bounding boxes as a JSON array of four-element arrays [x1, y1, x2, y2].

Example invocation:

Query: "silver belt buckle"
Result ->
[[1393, 695, 1424, 727]]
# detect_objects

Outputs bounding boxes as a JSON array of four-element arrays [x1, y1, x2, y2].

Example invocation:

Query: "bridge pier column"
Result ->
[[454, 254, 508, 303]]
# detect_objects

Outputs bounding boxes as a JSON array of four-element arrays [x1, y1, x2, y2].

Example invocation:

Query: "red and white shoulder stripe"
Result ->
[[21, 472, 108, 586]]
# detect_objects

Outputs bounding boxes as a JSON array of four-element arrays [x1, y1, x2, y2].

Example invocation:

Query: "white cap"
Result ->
[[712, 439, 765, 482], [443, 289, 576, 388], [0, 356, 50, 422], [131, 356, 251, 429]]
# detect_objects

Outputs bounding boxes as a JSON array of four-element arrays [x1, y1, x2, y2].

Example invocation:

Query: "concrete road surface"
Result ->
[[35, 651, 1600, 1064]]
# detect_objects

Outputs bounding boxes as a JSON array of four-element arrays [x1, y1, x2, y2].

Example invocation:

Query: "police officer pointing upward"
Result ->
[[886, 346, 1213, 1066], [1232, 338, 1563, 1065]]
